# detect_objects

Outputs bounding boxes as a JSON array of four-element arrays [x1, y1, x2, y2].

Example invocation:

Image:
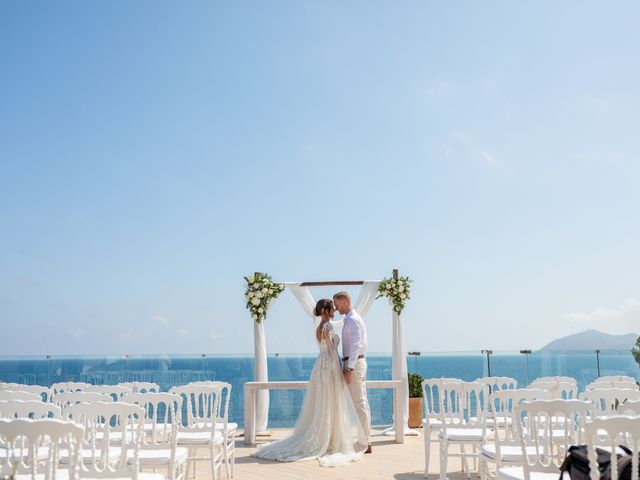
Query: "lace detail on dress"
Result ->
[[251, 320, 365, 467]]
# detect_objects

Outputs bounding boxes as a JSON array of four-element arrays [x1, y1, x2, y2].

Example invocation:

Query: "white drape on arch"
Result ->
[[251, 279, 411, 434]]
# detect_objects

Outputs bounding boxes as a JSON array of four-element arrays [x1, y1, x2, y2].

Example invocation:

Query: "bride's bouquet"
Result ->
[[244, 272, 285, 323], [377, 275, 412, 313]]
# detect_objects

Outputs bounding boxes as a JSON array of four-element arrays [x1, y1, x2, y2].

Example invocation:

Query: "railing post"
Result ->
[[243, 383, 256, 446]]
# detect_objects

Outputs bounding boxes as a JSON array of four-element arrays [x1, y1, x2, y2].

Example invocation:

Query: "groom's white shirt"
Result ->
[[342, 309, 368, 370]]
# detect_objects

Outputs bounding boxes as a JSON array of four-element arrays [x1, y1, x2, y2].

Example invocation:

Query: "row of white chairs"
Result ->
[[421, 376, 640, 480], [0, 381, 235, 480], [0, 381, 161, 403]]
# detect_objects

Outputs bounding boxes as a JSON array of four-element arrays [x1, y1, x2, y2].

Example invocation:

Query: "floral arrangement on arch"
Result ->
[[377, 275, 412, 313], [244, 273, 285, 323]]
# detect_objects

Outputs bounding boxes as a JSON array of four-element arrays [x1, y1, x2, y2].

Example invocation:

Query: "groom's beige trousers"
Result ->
[[347, 358, 371, 444]]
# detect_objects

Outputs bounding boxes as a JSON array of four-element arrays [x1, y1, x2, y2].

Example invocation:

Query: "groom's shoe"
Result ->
[[365, 444, 372, 454]]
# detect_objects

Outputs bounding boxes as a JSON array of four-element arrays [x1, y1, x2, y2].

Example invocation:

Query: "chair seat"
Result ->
[[0, 447, 49, 461], [439, 428, 485, 441], [191, 421, 238, 432], [130, 447, 189, 466], [176, 431, 224, 446], [480, 444, 543, 462], [16, 470, 71, 480], [83, 474, 166, 480], [59, 447, 123, 464], [497, 466, 565, 480]]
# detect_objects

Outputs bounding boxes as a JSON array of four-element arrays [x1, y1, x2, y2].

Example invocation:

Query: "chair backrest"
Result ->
[[581, 389, 640, 416], [491, 388, 549, 433], [585, 416, 640, 480], [118, 382, 160, 393], [122, 392, 182, 446], [476, 376, 518, 392], [0, 400, 61, 419], [0, 384, 52, 402], [593, 376, 637, 384], [440, 381, 490, 429], [169, 384, 222, 432], [514, 399, 591, 480], [0, 390, 42, 402], [620, 400, 640, 416], [528, 381, 578, 399], [0, 418, 83, 480], [188, 381, 232, 430], [87, 384, 132, 400], [52, 391, 113, 408], [586, 381, 639, 391], [64, 401, 145, 478], [50, 382, 92, 396]]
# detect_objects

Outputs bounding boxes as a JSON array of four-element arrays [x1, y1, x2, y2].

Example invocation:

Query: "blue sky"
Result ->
[[1, 1, 639, 355]]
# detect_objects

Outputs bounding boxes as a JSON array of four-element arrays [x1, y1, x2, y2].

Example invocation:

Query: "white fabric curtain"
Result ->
[[286, 283, 319, 324], [391, 308, 410, 429], [253, 320, 269, 433]]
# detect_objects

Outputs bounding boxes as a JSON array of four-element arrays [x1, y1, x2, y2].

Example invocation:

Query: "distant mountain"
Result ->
[[541, 329, 638, 351]]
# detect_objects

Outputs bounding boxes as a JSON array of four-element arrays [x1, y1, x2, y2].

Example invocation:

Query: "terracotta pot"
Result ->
[[408, 397, 422, 428]]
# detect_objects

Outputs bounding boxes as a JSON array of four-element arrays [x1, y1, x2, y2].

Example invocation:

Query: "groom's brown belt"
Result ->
[[342, 355, 365, 362]]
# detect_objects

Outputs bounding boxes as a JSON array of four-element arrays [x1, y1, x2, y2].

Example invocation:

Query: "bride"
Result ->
[[251, 298, 366, 467]]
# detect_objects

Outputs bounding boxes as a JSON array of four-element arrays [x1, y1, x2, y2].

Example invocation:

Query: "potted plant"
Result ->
[[408, 372, 424, 428]]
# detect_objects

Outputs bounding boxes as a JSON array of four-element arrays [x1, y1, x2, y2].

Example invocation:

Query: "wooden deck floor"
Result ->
[[192, 427, 476, 480]]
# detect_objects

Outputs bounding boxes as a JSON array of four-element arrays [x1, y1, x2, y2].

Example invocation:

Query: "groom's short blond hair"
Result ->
[[333, 291, 351, 302]]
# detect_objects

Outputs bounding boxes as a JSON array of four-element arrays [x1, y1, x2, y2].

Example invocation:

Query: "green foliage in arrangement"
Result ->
[[408, 372, 424, 398]]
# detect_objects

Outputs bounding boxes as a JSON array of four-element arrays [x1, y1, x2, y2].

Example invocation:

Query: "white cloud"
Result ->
[[430, 131, 514, 173], [177, 328, 190, 336], [565, 298, 640, 333], [150, 314, 169, 328]]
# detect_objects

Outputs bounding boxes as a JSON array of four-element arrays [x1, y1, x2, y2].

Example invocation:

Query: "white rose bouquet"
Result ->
[[244, 273, 285, 323], [376, 275, 412, 313]]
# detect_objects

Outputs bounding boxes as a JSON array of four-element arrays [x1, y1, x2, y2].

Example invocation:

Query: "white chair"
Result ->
[[51, 382, 92, 396], [422, 378, 463, 477], [0, 390, 42, 402], [87, 385, 132, 401], [0, 384, 52, 402], [530, 376, 576, 386], [170, 385, 226, 480], [64, 401, 154, 480], [585, 416, 640, 480], [497, 399, 590, 480], [0, 418, 84, 480], [187, 382, 234, 479], [119, 382, 160, 393], [439, 381, 490, 480], [581, 389, 640, 416], [0, 400, 61, 419], [479, 389, 549, 480], [123, 392, 187, 480], [586, 380, 639, 391], [53, 391, 113, 409]]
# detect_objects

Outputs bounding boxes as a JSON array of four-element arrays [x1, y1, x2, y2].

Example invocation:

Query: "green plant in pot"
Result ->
[[408, 372, 424, 428]]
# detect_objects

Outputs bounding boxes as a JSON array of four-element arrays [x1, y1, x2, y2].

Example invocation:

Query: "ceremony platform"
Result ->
[[196, 428, 470, 480]]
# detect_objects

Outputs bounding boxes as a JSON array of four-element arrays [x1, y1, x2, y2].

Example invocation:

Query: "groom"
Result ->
[[333, 291, 372, 454]]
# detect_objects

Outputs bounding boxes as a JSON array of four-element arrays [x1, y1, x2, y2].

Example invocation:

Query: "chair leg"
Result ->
[[461, 444, 470, 480], [424, 430, 431, 478], [439, 440, 448, 480], [223, 442, 231, 480], [209, 444, 218, 480]]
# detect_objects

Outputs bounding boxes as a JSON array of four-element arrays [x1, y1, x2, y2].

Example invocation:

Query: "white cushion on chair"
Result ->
[[497, 466, 565, 480], [439, 428, 485, 441], [129, 447, 189, 466], [480, 444, 543, 462], [59, 447, 123, 464], [176, 431, 224, 446]]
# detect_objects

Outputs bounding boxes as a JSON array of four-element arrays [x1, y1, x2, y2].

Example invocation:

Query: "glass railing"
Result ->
[[1, 350, 638, 428]]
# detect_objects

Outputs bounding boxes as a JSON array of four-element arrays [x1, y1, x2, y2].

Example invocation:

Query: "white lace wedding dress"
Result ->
[[251, 321, 366, 467]]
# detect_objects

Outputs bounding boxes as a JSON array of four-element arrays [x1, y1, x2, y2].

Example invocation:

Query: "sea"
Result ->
[[1, 351, 638, 428]]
